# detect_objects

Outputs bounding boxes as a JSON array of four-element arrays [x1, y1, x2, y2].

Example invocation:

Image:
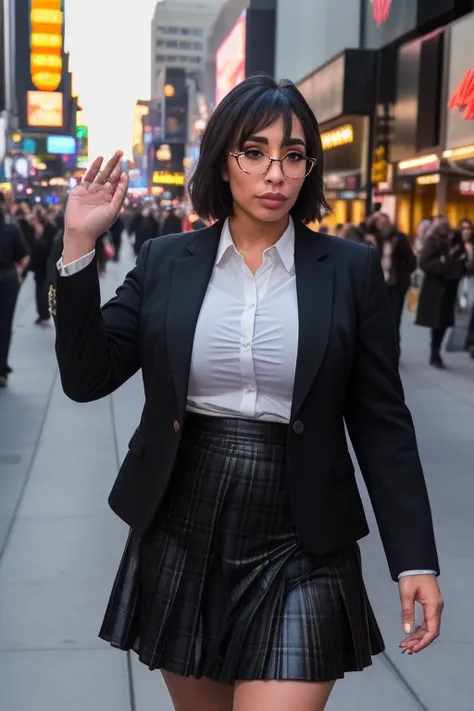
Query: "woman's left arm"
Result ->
[[344, 247, 443, 652]]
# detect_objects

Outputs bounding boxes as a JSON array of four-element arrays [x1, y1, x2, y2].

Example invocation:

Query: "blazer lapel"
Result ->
[[166, 222, 222, 415], [291, 223, 335, 420]]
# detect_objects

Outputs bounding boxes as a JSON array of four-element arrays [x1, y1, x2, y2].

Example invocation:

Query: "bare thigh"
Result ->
[[161, 670, 234, 711], [233, 680, 336, 711]]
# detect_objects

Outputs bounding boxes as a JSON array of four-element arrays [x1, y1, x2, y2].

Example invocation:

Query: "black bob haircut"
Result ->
[[189, 73, 331, 224]]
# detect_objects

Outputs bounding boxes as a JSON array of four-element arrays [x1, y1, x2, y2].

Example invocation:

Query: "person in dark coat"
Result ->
[[160, 206, 182, 236], [416, 217, 467, 368], [30, 209, 56, 324], [365, 213, 417, 358], [134, 209, 160, 255]]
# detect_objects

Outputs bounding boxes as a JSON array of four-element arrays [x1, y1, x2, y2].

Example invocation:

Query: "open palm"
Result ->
[[65, 152, 128, 243]]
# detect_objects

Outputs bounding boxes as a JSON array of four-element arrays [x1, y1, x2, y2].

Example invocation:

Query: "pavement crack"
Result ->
[[381, 652, 430, 711]]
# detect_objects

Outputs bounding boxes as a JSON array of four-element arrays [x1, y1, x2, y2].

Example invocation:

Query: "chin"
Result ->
[[253, 206, 291, 223]]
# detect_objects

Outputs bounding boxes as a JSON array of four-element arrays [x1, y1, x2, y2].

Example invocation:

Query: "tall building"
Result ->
[[151, 0, 223, 97]]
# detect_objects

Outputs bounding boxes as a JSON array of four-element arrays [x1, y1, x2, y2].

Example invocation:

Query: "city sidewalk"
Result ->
[[0, 241, 473, 711]]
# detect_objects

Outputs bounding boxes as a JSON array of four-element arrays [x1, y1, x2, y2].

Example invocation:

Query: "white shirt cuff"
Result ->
[[57, 249, 95, 276], [398, 570, 437, 578]]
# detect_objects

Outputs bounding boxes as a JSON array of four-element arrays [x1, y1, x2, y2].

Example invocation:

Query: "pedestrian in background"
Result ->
[[0, 193, 30, 387], [416, 217, 467, 368], [51, 75, 442, 711], [365, 212, 416, 359]]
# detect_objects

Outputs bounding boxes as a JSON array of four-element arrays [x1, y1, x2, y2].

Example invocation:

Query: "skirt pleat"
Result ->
[[99, 413, 384, 683]]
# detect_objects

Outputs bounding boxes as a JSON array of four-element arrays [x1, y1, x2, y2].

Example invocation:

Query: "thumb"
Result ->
[[401, 591, 415, 635]]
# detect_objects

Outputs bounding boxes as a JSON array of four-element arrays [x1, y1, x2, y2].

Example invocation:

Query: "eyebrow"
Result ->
[[246, 135, 306, 149]]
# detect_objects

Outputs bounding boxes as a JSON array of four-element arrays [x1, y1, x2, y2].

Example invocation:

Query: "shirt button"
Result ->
[[173, 420, 180, 433], [292, 420, 304, 434], [242, 342, 250, 350], [244, 386, 254, 394], [246, 302, 255, 309]]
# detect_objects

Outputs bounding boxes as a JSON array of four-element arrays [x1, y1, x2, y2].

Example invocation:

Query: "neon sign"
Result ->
[[30, 0, 64, 92], [371, 0, 392, 27], [448, 69, 474, 120]]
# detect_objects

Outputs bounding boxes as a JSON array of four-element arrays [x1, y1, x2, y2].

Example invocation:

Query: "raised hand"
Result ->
[[65, 152, 128, 247]]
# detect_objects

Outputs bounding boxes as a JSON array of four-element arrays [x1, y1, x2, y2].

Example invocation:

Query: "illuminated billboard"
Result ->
[[30, 0, 64, 92], [133, 100, 149, 155], [27, 90, 63, 127], [216, 12, 246, 105]]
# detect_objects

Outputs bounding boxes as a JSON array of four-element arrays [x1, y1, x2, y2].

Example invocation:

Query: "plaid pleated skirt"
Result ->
[[99, 413, 384, 683]]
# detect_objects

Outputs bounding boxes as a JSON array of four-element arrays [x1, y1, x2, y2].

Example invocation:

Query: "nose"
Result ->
[[265, 158, 285, 183]]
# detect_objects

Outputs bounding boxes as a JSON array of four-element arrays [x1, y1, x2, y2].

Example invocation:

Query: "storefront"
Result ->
[[319, 117, 370, 226], [381, 29, 445, 235], [297, 50, 375, 226]]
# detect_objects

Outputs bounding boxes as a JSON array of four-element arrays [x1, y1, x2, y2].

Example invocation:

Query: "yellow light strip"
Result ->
[[321, 124, 354, 151], [31, 32, 63, 49], [30, 9, 63, 25], [416, 174, 440, 185], [398, 154, 438, 171], [443, 144, 474, 160]]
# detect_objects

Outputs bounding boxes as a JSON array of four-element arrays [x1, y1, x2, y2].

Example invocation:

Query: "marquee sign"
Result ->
[[30, 0, 64, 92], [448, 69, 474, 120], [371, 0, 392, 26]]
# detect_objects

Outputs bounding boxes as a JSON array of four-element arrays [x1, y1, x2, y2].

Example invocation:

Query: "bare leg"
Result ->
[[161, 670, 234, 711], [233, 679, 336, 711]]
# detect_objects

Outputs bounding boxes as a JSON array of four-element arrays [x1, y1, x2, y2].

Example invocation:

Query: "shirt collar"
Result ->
[[215, 217, 295, 273]]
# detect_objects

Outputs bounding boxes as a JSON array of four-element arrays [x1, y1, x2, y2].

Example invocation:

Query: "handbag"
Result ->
[[104, 237, 116, 261], [446, 276, 474, 352]]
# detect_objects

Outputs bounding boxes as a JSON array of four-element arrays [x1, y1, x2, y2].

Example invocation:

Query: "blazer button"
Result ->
[[173, 420, 180, 433], [292, 420, 304, 434]]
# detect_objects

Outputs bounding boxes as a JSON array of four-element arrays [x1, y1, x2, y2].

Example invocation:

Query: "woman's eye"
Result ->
[[243, 149, 264, 159], [285, 152, 305, 162]]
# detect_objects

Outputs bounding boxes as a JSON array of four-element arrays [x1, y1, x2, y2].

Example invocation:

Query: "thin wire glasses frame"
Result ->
[[227, 151, 317, 179]]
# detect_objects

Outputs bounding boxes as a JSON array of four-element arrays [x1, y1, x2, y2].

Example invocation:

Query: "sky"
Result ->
[[64, 0, 159, 160]]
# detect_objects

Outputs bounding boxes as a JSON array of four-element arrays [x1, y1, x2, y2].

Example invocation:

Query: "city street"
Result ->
[[0, 240, 473, 711]]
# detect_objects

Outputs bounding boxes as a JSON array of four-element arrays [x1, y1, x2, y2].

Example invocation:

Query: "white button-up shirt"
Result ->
[[186, 218, 298, 423]]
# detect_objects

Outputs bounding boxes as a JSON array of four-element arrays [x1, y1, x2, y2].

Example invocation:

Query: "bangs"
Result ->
[[233, 89, 296, 150]]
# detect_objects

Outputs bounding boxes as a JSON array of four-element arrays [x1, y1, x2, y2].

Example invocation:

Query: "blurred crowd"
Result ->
[[1, 192, 473, 388], [310, 212, 473, 368]]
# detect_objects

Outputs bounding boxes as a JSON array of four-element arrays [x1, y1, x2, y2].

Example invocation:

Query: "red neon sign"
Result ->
[[371, 0, 392, 26], [448, 69, 474, 120]]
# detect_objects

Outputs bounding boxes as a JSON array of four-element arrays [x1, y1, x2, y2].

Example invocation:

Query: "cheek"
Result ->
[[228, 169, 256, 202]]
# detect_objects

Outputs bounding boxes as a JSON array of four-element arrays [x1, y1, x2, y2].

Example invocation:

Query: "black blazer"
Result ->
[[52, 220, 439, 581]]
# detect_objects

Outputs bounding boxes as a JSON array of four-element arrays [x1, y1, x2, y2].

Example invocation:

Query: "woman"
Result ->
[[51, 75, 442, 711], [416, 216, 466, 368]]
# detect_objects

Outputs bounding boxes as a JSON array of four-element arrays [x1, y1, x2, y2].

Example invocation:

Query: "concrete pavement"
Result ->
[[1, 241, 473, 711]]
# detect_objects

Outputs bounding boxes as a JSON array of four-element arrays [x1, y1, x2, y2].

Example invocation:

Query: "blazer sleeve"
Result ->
[[52, 239, 151, 403], [344, 247, 439, 580]]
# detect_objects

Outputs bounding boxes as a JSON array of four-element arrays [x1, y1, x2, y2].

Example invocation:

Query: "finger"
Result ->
[[95, 150, 123, 184], [107, 161, 122, 189], [400, 623, 425, 645], [400, 592, 416, 637], [400, 625, 425, 651], [109, 172, 128, 213], [411, 602, 442, 653], [82, 156, 103, 184]]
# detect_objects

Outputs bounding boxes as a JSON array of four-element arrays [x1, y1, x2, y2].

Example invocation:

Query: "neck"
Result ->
[[228, 208, 289, 253]]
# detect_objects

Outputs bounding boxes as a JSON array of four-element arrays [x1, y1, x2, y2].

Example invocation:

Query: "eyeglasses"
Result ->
[[227, 149, 317, 180]]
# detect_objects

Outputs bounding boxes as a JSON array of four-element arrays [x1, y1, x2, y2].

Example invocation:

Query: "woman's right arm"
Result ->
[[53, 240, 150, 402], [52, 151, 136, 403]]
